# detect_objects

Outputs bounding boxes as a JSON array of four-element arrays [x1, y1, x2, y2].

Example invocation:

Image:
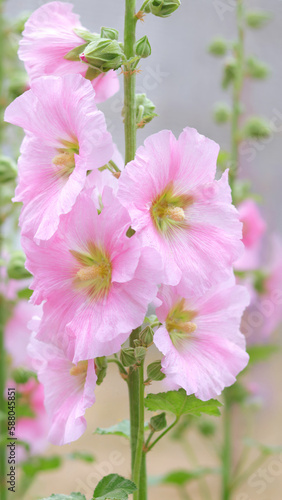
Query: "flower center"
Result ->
[[71, 245, 112, 301], [70, 360, 88, 377], [150, 183, 192, 235], [166, 299, 197, 348], [52, 139, 79, 178]]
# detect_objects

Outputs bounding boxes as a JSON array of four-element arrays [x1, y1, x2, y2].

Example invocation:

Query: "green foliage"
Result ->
[[100, 27, 119, 41], [217, 150, 230, 172], [64, 43, 89, 62], [146, 360, 165, 381], [22, 456, 62, 477], [136, 94, 157, 129], [197, 419, 216, 437], [242, 117, 272, 140], [232, 180, 262, 205], [67, 451, 95, 463], [149, 467, 218, 486], [244, 438, 282, 456], [0, 155, 17, 183], [149, 412, 167, 432], [247, 344, 278, 366], [73, 28, 100, 42], [245, 10, 272, 29], [40, 494, 86, 500], [208, 37, 228, 57], [7, 251, 31, 280], [145, 389, 222, 417], [93, 474, 137, 500], [17, 287, 33, 300], [94, 420, 131, 439], [11, 367, 37, 385]]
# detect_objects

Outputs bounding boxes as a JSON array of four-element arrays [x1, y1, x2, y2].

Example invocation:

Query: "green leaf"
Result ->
[[40, 494, 86, 500], [247, 344, 278, 365], [149, 468, 218, 487], [145, 389, 222, 418], [94, 420, 131, 439], [93, 474, 137, 500], [67, 451, 95, 463], [64, 43, 88, 62], [17, 287, 33, 300], [22, 456, 62, 477]]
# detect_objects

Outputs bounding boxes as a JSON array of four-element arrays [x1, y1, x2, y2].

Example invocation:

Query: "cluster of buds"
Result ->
[[144, 0, 181, 18]]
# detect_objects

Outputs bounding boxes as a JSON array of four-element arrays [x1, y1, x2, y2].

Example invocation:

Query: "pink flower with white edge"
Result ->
[[154, 278, 249, 400], [23, 190, 162, 362], [18, 2, 119, 103], [28, 328, 97, 446], [5, 74, 113, 241], [5, 300, 42, 370], [15, 379, 49, 461], [118, 128, 243, 293], [235, 199, 266, 271]]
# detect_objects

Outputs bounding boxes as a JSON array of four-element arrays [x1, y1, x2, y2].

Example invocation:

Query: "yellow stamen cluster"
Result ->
[[70, 360, 88, 377], [164, 206, 185, 222]]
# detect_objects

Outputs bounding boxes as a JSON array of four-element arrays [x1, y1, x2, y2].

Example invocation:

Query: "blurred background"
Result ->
[[3, 0, 282, 499]]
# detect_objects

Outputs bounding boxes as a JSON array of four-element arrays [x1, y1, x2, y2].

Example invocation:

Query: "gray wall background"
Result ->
[[6, 0, 282, 234]]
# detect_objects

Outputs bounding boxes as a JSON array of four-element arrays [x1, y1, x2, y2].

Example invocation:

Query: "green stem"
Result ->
[[229, 0, 244, 191], [0, 296, 6, 500], [146, 416, 179, 452], [124, 0, 137, 165], [230, 454, 266, 492], [182, 440, 212, 500], [107, 358, 128, 378], [221, 395, 232, 500], [132, 360, 145, 500]]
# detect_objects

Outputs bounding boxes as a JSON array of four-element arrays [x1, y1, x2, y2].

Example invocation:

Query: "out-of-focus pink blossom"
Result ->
[[235, 200, 266, 271], [118, 128, 243, 293], [23, 190, 162, 362], [154, 279, 249, 400], [18, 2, 119, 103], [5, 74, 113, 241]]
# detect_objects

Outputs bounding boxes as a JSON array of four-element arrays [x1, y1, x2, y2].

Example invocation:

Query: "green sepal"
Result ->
[[149, 412, 167, 432], [147, 360, 165, 381], [73, 28, 100, 42], [64, 43, 88, 62], [100, 27, 119, 41]]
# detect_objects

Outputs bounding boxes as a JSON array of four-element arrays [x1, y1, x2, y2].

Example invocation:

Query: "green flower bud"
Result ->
[[145, 0, 181, 18], [120, 347, 136, 367], [135, 346, 147, 363], [253, 270, 268, 295], [242, 117, 272, 140], [245, 57, 270, 80], [95, 357, 108, 386], [100, 27, 119, 41], [12, 368, 36, 385], [80, 38, 124, 76], [136, 36, 151, 59], [140, 325, 154, 347], [198, 420, 216, 437], [149, 412, 167, 432], [0, 156, 17, 184], [213, 103, 231, 124], [222, 58, 237, 89], [147, 360, 165, 381], [7, 251, 31, 280], [208, 37, 228, 57], [245, 10, 272, 29], [136, 94, 157, 129]]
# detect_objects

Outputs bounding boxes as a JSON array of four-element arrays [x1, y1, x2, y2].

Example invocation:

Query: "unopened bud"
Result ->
[[222, 58, 237, 89], [149, 412, 167, 432], [147, 360, 165, 381], [136, 36, 151, 58], [12, 368, 36, 385], [95, 357, 108, 386], [242, 117, 272, 140], [80, 38, 124, 76], [100, 27, 119, 41], [208, 37, 228, 57], [136, 94, 157, 128], [245, 10, 272, 29], [135, 346, 147, 363], [140, 325, 154, 347], [145, 0, 181, 18], [198, 420, 216, 437], [213, 103, 231, 124], [0, 156, 17, 183], [7, 251, 31, 280], [245, 57, 270, 80], [120, 347, 136, 367]]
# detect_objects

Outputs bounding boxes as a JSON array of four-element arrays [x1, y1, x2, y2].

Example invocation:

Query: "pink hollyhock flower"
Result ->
[[18, 2, 119, 103], [5, 300, 42, 370], [15, 379, 49, 461], [23, 190, 162, 362], [5, 74, 113, 241], [28, 329, 97, 445], [118, 128, 243, 293], [235, 200, 266, 271], [154, 279, 249, 400]]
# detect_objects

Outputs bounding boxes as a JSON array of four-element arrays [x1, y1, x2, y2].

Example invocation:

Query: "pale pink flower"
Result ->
[[28, 330, 97, 446], [5, 300, 42, 370], [235, 200, 266, 271], [118, 128, 243, 293], [15, 379, 49, 461], [5, 74, 113, 241], [154, 279, 249, 400], [18, 2, 119, 103], [23, 190, 162, 362]]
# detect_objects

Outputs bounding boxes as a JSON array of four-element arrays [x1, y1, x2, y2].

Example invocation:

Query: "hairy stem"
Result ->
[[221, 395, 232, 500]]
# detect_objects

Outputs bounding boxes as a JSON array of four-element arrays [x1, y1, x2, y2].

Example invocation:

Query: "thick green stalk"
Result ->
[[132, 360, 145, 500], [221, 395, 232, 500], [124, 0, 137, 165], [229, 0, 244, 191]]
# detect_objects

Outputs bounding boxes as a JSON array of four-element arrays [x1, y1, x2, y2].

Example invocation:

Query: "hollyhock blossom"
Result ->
[[28, 328, 97, 446], [23, 190, 162, 362], [15, 379, 49, 461], [5, 74, 113, 241], [5, 300, 42, 370], [18, 1, 119, 103], [118, 128, 243, 293], [154, 279, 249, 400], [235, 199, 266, 271]]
